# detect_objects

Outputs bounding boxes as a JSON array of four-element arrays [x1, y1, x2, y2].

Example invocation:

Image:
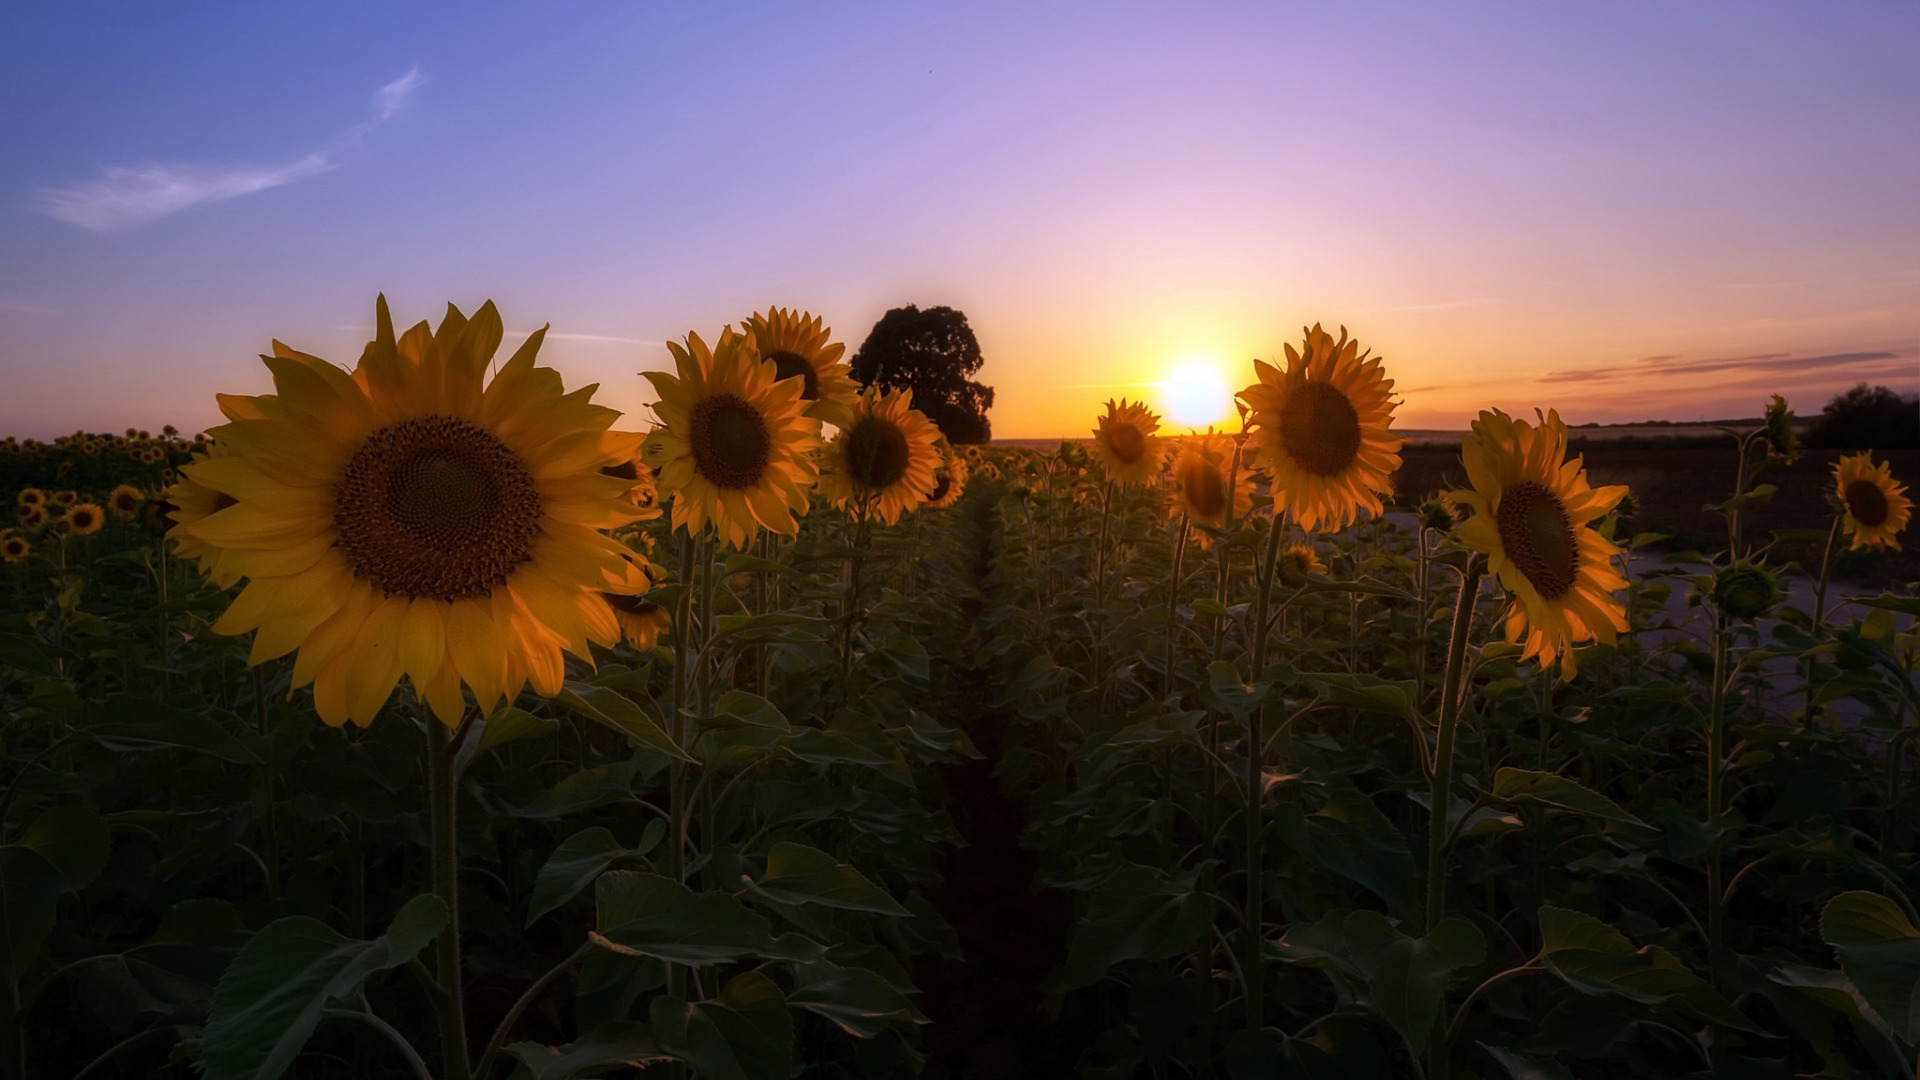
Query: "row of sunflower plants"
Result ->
[[0, 298, 985, 1078], [970, 326, 1920, 1078]]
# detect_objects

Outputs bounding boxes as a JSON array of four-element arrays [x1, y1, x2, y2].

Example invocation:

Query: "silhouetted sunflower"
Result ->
[[745, 307, 859, 426], [176, 296, 647, 727], [925, 449, 969, 509], [643, 329, 822, 550], [1238, 324, 1402, 531], [1834, 452, 1911, 551], [1169, 432, 1252, 542], [820, 387, 942, 525], [1453, 408, 1628, 679], [1092, 398, 1167, 486]]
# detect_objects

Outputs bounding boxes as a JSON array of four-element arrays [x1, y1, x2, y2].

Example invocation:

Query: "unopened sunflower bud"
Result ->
[[1763, 394, 1798, 462], [1712, 563, 1781, 621], [1278, 543, 1324, 587], [1419, 499, 1455, 532]]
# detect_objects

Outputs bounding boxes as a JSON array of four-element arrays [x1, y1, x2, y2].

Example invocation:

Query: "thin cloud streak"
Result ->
[[1538, 349, 1905, 385], [35, 68, 424, 232]]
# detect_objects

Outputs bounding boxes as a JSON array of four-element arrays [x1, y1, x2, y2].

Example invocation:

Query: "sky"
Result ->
[[1, 1, 1915, 439]]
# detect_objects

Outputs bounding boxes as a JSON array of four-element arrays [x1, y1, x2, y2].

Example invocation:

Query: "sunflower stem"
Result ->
[[1242, 508, 1287, 1034], [425, 716, 471, 1080], [1425, 559, 1485, 937], [1164, 513, 1190, 703], [1801, 513, 1844, 728]]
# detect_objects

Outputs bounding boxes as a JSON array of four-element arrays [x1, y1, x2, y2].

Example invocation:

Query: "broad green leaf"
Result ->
[[504, 1023, 670, 1080], [0, 846, 66, 983], [91, 694, 257, 763], [200, 894, 447, 1080], [1538, 906, 1634, 956], [474, 707, 559, 755], [527, 821, 665, 927], [592, 872, 820, 966], [1822, 890, 1920, 1043], [1342, 911, 1485, 1052], [518, 761, 640, 820], [743, 842, 907, 916], [787, 960, 924, 1038], [1480, 1044, 1575, 1080], [649, 970, 793, 1080], [709, 690, 792, 732], [1307, 672, 1420, 723], [1491, 768, 1647, 828], [1272, 790, 1420, 920], [1206, 661, 1268, 716], [556, 683, 693, 763], [1059, 865, 1213, 990], [17, 804, 109, 892]]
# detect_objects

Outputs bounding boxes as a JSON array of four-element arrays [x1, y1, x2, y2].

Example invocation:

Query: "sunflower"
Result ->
[[744, 307, 859, 426], [176, 295, 647, 728], [1238, 324, 1402, 531], [109, 484, 144, 518], [1278, 542, 1325, 587], [17, 506, 46, 530], [1452, 408, 1629, 679], [642, 329, 822, 550], [65, 502, 105, 536], [52, 491, 76, 508], [601, 455, 663, 521], [1169, 432, 1253, 540], [819, 387, 943, 525], [16, 488, 45, 510], [1091, 398, 1168, 486], [926, 449, 969, 509], [1833, 452, 1912, 551], [1, 534, 26, 562]]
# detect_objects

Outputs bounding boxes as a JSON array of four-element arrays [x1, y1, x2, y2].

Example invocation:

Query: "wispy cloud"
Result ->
[[36, 68, 424, 232], [505, 329, 657, 346], [1538, 349, 1906, 385]]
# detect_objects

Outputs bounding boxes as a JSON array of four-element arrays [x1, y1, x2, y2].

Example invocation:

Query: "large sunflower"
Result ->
[[745, 307, 860, 426], [643, 329, 822, 550], [1169, 432, 1252, 539], [1092, 398, 1167, 485], [819, 387, 942, 525], [1834, 452, 1912, 551], [1452, 408, 1629, 679], [1238, 324, 1402, 531], [176, 296, 648, 727]]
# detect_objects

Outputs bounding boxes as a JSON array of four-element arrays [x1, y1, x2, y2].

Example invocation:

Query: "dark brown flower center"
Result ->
[[334, 415, 542, 600], [1496, 480, 1577, 600], [844, 417, 909, 491], [766, 351, 820, 400], [1180, 459, 1227, 519], [1279, 381, 1362, 477], [1107, 422, 1147, 464], [690, 395, 773, 490], [928, 473, 953, 502], [113, 491, 140, 512], [1846, 479, 1890, 528]]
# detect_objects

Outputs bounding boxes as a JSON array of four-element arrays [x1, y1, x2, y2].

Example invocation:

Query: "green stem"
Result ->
[[1243, 513, 1287, 1033], [473, 943, 593, 1079], [323, 1009, 434, 1080], [1164, 513, 1190, 702], [1803, 513, 1844, 728], [1706, 610, 1728, 966], [1425, 561, 1485, 934], [426, 718, 470, 1080]]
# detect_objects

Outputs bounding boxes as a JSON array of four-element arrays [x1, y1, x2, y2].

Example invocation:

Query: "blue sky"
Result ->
[[2, 2, 1915, 438]]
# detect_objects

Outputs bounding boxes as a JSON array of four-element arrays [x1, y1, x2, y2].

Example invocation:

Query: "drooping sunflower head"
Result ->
[[1278, 542, 1325, 587], [64, 502, 105, 536], [1, 534, 27, 562], [744, 307, 859, 426], [176, 295, 649, 728], [1834, 452, 1912, 551], [1452, 408, 1629, 679], [926, 448, 969, 509], [643, 329, 823, 550], [109, 484, 144, 518], [600, 455, 663, 521], [15, 488, 45, 510], [601, 549, 671, 651], [1092, 398, 1167, 485], [52, 490, 76, 508], [1712, 563, 1783, 622], [1238, 324, 1403, 532], [17, 506, 46, 530], [820, 387, 943, 525], [1169, 432, 1253, 540], [1763, 394, 1798, 462]]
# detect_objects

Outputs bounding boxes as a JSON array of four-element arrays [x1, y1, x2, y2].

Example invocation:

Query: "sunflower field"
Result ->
[[2, 301, 1918, 1080]]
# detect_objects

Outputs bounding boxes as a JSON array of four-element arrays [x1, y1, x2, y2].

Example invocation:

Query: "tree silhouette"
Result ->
[[1807, 383, 1920, 449], [849, 305, 994, 444]]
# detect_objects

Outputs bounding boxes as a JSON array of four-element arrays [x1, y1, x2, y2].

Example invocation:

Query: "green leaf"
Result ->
[[504, 1023, 670, 1080], [1536, 907, 1758, 1032], [527, 822, 665, 927], [1491, 768, 1647, 828], [1342, 912, 1485, 1052], [743, 842, 907, 916], [519, 761, 640, 820], [0, 846, 67, 983], [1059, 865, 1214, 990], [17, 804, 110, 892], [787, 960, 924, 1038], [1480, 1043, 1575, 1080], [649, 970, 793, 1080], [91, 694, 257, 763], [556, 683, 694, 763], [707, 690, 792, 732], [1308, 672, 1420, 723], [1206, 661, 1269, 717], [1822, 890, 1920, 1043], [474, 707, 559, 755], [200, 895, 447, 1080], [592, 872, 820, 966]]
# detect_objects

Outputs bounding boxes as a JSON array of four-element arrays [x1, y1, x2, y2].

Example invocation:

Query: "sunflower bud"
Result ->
[[1057, 441, 1088, 468], [1763, 394, 1798, 462], [1711, 563, 1782, 621], [1419, 499, 1455, 532], [1277, 543, 1324, 587]]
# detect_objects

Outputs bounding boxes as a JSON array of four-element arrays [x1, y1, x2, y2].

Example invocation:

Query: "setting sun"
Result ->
[[1157, 357, 1235, 431]]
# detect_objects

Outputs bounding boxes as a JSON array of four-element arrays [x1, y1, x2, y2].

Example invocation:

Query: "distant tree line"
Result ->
[[850, 305, 994, 444], [1807, 383, 1919, 449]]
